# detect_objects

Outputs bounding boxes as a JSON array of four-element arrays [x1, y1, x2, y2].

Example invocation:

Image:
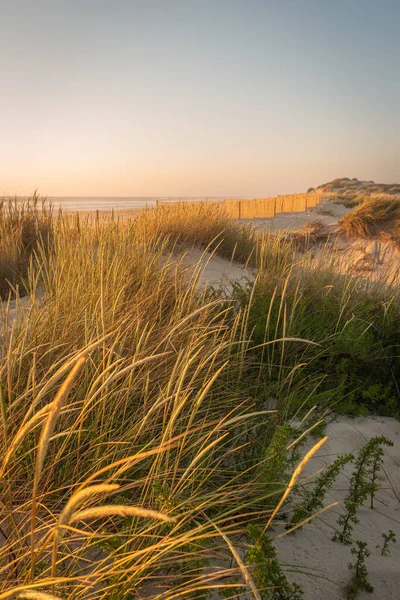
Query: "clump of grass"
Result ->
[[331, 194, 364, 208], [233, 237, 400, 419], [0, 193, 53, 298], [288, 220, 330, 251], [340, 194, 400, 238], [133, 200, 258, 263]]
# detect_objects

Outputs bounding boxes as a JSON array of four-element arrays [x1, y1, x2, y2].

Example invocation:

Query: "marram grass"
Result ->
[[0, 201, 313, 599], [1, 197, 399, 598]]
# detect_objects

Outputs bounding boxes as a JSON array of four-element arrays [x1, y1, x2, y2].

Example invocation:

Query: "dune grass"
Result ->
[[1, 198, 400, 598], [0, 205, 313, 599], [339, 194, 400, 238], [0, 194, 53, 299], [132, 201, 258, 263], [232, 242, 400, 419]]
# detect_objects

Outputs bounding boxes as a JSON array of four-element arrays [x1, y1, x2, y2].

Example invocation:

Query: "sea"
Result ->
[[46, 197, 225, 212]]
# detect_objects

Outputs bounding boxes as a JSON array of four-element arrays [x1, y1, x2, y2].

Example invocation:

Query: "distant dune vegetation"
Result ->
[[308, 177, 400, 208]]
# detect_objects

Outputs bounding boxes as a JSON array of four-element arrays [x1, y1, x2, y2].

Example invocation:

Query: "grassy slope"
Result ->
[[1, 198, 400, 598], [315, 177, 400, 209], [317, 177, 400, 196], [339, 193, 400, 238]]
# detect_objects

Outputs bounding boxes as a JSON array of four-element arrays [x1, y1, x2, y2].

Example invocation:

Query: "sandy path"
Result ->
[[178, 246, 254, 290]]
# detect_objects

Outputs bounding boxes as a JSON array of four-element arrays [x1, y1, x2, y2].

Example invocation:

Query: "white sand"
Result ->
[[178, 246, 254, 291], [275, 416, 400, 599]]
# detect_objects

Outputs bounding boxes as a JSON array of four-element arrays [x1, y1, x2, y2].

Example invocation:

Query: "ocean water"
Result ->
[[48, 197, 224, 212]]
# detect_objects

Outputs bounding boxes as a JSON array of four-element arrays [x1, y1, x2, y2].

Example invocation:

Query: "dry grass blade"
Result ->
[[51, 483, 120, 578], [1, 403, 52, 475], [20, 332, 115, 423], [70, 504, 175, 523], [57, 483, 120, 529], [30, 356, 87, 576], [35, 355, 87, 481], [213, 523, 262, 600], [264, 436, 328, 531], [0, 580, 70, 600], [12, 593, 63, 600]]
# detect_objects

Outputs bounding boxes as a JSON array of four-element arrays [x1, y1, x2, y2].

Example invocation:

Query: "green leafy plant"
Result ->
[[290, 453, 353, 529], [369, 436, 393, 508], [377, 530, 397, 556], [333, 437, 392, 544], [261, 424, 300, 510], [246, 524, 304, 599], [345, 540, 373, 599]]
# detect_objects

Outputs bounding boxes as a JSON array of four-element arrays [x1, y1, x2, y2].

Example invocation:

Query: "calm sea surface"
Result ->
[[48, 197, 225, 211]]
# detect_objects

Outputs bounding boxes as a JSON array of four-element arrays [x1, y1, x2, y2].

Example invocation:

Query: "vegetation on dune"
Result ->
[[231, 257, 400, 418], [289, 453, 354, 529], [314, 178, 400, 209], [0, 197, 399, 598], [134, 200, 258, 263], [345, 540, 373, 599], [333, 436, 393, 544], [331, 195, 365, 208], [316, 177, 400, 197], [339, 194, 400, 238], [0, 200, 313, 599], [0, 194, 53, 298]]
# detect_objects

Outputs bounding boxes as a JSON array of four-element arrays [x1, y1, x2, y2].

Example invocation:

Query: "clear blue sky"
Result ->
[[0, 0, 399, 196]]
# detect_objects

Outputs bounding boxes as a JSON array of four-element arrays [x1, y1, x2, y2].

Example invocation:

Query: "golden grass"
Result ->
[[132, 200, 257, 263], [0, 203, 307, 597], [0, 194, 53, 299], [340, 194, 400, 238], [2, 197, 395, 598]]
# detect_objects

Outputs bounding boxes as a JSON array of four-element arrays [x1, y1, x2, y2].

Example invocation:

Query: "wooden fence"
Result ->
[[223, 192, 321, 219], [157, 192, 322, 219]]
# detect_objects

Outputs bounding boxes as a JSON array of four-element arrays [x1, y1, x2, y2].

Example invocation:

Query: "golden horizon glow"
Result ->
[[1, 1, 399, 198]]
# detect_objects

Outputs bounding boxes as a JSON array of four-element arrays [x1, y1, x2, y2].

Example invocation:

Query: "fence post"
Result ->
[[238, 200, 242, 219]]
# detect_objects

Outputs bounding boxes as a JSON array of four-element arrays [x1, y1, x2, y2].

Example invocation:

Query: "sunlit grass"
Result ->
[[1, 197, 399, 598], [0, 194, 53, 299], [339, 194, 400, 238], [0, 203, 302, 598]]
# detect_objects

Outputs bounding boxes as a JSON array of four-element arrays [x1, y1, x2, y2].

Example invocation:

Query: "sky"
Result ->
[[0, 0, 399, 197]]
